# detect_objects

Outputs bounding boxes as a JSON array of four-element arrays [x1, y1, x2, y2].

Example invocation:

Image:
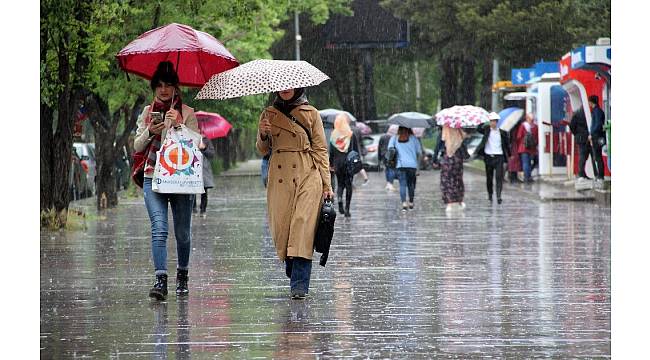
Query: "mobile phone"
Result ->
[[150, 111, 163, 124]]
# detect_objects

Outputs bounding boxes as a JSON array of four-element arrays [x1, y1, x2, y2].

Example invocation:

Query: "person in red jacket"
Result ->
[[515, 114, 538, 183]]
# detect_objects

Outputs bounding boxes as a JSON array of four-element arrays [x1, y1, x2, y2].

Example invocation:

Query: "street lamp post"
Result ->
[[294, 11, 301, 61]]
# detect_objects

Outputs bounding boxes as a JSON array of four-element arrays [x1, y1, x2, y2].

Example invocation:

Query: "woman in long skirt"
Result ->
[[440, 126, 467, 212]]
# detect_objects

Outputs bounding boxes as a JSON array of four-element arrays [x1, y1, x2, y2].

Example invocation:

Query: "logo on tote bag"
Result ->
[[159, 139, 200, 176]]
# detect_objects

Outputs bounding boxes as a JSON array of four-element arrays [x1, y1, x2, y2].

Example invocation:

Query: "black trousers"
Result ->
[[578, 142, 595, 178], [591, 140, 606, 179], [484, 154, 505, 199]]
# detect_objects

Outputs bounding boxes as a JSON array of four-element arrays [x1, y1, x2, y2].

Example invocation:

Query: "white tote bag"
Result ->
[[152, 125, 205, 194]]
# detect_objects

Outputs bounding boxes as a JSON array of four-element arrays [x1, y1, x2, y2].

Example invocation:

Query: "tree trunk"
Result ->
[[460, 57, 476, 105], [440, 57, 459, 109], [40, 103, 54, 211], [479, 56, 492, 110], [52, 36, 73, 226]]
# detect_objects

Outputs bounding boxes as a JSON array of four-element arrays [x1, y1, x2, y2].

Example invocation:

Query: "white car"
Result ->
[[361, 134, 381, 170]]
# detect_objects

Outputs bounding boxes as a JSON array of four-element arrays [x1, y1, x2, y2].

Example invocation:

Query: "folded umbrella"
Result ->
[[435, 105, 489, 129], [196, 59, 329, 100], [195, 111, 232, 139], [387, 112, 432, 129], [116, 23, 239, 88]]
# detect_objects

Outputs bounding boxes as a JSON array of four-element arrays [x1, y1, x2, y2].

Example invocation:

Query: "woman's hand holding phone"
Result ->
[[148, 111, 165, 135]]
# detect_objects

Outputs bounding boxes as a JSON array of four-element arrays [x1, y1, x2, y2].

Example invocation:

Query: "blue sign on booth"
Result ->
[[534, 61, 559, 76], [511, 68, 536, 85]]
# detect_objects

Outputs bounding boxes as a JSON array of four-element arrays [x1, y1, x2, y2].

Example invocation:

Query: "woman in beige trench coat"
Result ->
[[257, 87, 333, 300]]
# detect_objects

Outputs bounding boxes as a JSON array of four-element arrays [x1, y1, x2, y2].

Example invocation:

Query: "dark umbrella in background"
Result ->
[[116, 23, 239, 87], [387, 112, 432, 129], [195, 111, 232, 139], [319, 108, 357, 125]]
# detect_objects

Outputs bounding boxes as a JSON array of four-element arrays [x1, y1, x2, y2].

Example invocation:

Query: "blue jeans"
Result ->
[[285, 257, 312, 294], [261, 157, 270, 188], [520, 153, 532, 181], [385, 167, 396, 183], [397, 168, 417, 202], [143, 177, 193, 275]]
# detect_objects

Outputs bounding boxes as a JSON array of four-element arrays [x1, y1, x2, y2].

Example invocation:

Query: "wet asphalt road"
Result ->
[[41, 169, 610, 358]]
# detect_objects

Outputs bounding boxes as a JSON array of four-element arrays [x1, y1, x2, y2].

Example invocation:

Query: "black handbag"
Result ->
[[314, 198, 336, 266]]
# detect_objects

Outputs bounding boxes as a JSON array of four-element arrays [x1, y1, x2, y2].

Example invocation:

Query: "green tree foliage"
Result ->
[[41, 0, 352, 222], [382, 0, 610, 108]]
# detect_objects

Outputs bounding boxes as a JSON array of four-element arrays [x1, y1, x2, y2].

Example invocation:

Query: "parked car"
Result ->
[[419, 146, 435, 170], [73, 142, 97, 196], [361, 134, 381, 170], [463, 132, 484, 160]]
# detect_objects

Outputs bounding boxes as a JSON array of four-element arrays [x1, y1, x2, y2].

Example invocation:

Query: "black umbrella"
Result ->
[[319, 108, 356, 125], [387, 112, 432, 128]]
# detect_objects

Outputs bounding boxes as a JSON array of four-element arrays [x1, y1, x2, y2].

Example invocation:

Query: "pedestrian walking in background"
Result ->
[[440, 126, 468, 212], [507, 114, 524, 183], [329, 113, 360, 217], [476, 112, 511, 204], [516, 114, 538, 183], [261, 151, 271, 188], [133, 61, 199, 300], [256, 87, 333, 300], [379, 127, 397, 191], [588, 95, 606, 182], [431, 128, 445, 170], [193, 130, 215, 217], [352, 124, 370, 186], [388, 126, 422, 211], [568, 107, 595, 180]]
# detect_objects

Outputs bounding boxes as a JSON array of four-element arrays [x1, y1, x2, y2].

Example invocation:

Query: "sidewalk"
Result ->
[[463, 159, 610, 203], [219, 159, 262, 177]]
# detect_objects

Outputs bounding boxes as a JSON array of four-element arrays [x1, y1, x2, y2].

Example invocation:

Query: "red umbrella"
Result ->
[[195, 111, 232, 139], [116, 23, 239, 88]]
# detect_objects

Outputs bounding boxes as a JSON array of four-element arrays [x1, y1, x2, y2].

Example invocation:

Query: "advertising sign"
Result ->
[[511, 68, 536, 85]]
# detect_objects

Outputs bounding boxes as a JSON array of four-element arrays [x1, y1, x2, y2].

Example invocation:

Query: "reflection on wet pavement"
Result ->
[[41, 170, 610, 358]]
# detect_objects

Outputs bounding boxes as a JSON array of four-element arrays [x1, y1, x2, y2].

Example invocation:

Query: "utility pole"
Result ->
[[294, 11, 301, 60], [491, 58, 499, 111], [414, 61, 421, 112]]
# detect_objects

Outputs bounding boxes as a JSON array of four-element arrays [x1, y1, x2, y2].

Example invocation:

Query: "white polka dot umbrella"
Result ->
[[434, 105, 490, 129], [195, 59, 330, 100]]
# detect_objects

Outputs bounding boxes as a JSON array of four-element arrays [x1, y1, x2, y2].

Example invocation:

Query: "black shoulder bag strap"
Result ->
[[274, 106, 312, 145]]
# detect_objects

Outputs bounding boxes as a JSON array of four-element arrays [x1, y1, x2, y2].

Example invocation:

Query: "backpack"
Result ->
[[346, 150, 363, 175], [385, 147, 397, 169], [524, 132, 536, 149]]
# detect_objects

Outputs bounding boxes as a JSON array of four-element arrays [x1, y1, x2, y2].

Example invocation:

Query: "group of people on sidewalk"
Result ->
[[133, 61, 607, 304]]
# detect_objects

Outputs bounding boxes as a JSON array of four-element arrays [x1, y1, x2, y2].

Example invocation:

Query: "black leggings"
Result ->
[[192, 189, 208, 213], [335, 167, 353, 211]]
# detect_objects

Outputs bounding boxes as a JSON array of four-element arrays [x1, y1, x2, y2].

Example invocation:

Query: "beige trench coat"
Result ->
[[256, 105, 332, 261]]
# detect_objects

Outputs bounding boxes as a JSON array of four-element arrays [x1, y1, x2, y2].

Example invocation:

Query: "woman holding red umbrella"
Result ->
[[133, 61, 200, 301]]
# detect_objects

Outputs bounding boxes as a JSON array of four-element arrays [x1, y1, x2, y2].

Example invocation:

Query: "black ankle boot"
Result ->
[[149, 274, 168, 300], [338, 196, 345, 214], [176, 269, 189, 296]]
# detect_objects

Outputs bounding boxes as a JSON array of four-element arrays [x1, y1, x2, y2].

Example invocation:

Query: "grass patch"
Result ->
[[40, 208, 87, 231]]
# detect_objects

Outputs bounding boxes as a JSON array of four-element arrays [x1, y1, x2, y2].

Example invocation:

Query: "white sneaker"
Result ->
[[460, 202, 466, 209], [408, 202, 414, 209], [402, 202, 409, 211], [385, 183, 392, 190]]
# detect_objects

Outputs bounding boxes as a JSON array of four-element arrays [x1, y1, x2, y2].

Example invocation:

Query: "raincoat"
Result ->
[[256, 105, 332, 261]]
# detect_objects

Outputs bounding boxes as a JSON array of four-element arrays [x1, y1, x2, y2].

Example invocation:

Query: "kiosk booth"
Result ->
[[559, 39, 611, 179]]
